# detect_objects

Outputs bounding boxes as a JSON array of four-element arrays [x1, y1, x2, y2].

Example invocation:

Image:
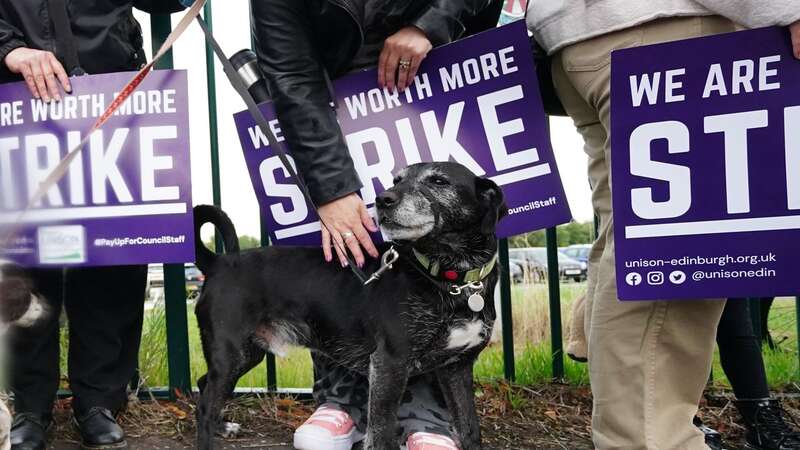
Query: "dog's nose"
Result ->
[[376, 190, 399, 209]]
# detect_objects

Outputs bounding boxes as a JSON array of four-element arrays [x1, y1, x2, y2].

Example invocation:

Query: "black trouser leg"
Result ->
[[717, 299, 770, 400], [9, 268, 65, 416], [65, 265, 146, 414], [311, 352, 370, 431]]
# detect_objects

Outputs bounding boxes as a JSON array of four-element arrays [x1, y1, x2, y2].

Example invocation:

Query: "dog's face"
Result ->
[[375, 162, 507, 243], [0, 262, 45, 328]]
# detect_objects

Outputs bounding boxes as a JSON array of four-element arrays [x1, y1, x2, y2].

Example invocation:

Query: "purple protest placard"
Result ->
[[0, 70, 195, 267], [235, 21, 571, 246], [611, 27, 800, 300]]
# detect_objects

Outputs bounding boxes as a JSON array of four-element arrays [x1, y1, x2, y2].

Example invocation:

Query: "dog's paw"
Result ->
[[216, 421, 242, 439]]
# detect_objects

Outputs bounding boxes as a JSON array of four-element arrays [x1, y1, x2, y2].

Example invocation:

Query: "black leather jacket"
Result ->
[[252, 0, 498, 205], [0, 0, 185, 83]]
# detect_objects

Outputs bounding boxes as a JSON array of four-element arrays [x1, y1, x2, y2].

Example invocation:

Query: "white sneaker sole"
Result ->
[[293, 427, 355, 450]]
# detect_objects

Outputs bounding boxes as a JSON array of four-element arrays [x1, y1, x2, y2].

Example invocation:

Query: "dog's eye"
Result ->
[[393, 176, 403, 184], [429, 176, 450, 186]]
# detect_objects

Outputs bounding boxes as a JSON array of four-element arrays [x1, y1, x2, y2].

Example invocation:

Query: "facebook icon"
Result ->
[[625, 272, 643, 286]]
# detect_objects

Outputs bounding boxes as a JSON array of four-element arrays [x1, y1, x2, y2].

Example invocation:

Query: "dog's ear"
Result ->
[[476, 177, 508, 235]]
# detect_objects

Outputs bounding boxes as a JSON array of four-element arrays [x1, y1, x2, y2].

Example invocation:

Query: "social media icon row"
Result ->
[[625, 270, 687, 286]]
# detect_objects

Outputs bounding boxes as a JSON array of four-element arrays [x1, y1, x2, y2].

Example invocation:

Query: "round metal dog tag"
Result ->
[[468, 293, 485, 312]]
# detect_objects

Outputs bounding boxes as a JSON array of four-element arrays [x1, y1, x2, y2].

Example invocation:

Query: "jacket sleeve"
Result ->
[[0, 17, 26, 75], [693, 0, 800, 28], [251, 0, 362, 206], [412, 0, 495, 46], [133, 0, 187, 14]]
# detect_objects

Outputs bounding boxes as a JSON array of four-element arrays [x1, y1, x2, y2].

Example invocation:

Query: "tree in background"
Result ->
[[238, 236, 260, 249], [203, 235, 262, 251], [509, 221, 594, 248]]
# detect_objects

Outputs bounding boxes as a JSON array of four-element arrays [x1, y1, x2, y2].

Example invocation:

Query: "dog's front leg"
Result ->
[[436, 361, 481, 450], [365, 344, 408, 450]]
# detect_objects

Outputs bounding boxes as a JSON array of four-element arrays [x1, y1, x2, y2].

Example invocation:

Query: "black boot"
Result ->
[[695, 416, 725, 450], [735, 399, 800, 449], [73, 407, 128, 450], [10, 413, 51, 450]]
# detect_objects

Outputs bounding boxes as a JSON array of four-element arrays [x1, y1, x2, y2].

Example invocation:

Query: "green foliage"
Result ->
[[509, 230, 546, 248], [138, 301, 168, 388], [473, 344, 589, 386], [203, 235, 262, 252], [238, 235, 261, 250], [509, 221, 595, 249], [709, 297, 799, 390], [555, 221, 594, 247], [762, 347, 800, 387], [53, 285, 798, 393]]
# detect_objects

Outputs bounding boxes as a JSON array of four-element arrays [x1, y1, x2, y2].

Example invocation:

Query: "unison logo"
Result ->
[[37, 225, 86, 265]]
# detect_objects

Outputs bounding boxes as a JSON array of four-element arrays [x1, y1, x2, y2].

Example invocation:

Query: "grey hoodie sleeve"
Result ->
[[693, 0, 800, 28]]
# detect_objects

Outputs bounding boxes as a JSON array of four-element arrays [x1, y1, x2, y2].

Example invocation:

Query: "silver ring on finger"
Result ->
[[399, 59, 411, 70], [341, 231, 355, 241]]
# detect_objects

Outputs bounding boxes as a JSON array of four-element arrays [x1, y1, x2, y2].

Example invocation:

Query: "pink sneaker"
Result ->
[[406, 432, 460, 450], [293, 405, 357, 450]]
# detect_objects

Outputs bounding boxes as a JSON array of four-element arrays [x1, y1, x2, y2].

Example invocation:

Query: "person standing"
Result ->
[[526, 1, 800, 448], [714, 299, 800, 450], [0, 1, 185, 449], [251, 1, 502, 449]]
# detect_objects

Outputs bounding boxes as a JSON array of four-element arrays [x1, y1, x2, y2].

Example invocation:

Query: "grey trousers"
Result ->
[[311, 353, 453, 442]]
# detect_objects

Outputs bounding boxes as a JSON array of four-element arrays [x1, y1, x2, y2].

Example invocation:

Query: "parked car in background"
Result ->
[[508, 258, 525, 283], [146, 264, 206, 298], [562, 244, 591, 265], [508, 249, 547, 283], [510, 247, 586, 282], [558, 252, 586, 282], [561, 244, 591, 280], [185, 263, 205, 290], [146, 264, 164, 290]]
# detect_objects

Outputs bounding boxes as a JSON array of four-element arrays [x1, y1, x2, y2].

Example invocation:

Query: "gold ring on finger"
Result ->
[[399, 59, 411, 70]]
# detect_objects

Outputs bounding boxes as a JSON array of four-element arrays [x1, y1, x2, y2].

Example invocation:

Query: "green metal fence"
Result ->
[[147, 5, 800, 401]]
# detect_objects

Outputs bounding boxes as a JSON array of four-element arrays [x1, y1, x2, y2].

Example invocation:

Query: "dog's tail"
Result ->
[[194, 205, 240, 274]]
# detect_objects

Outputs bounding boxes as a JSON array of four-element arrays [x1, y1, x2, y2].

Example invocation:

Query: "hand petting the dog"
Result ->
[[378, 26, 432, 92], [791, 21, 800, 59], [318, 193, 380, 268]]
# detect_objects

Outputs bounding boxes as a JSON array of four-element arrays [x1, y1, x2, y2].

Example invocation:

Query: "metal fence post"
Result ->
[[244, 0, 279, 391], [545, 227, 564, 379], [499, 239, 515, 381], [796, 297, 800, 376], [262, 224, 278, 390], [202, 1, 224, 253], [151, 14, 192, 398]]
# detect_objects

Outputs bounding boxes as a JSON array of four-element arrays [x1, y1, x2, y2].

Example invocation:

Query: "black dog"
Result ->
[[193, 162, 507, 450]]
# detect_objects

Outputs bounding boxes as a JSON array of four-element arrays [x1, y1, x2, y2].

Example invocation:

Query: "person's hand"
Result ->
[[791, 21, 800, 59], [318, 193, 380, 267], [378, 26, 432, 92], [4, 47, 71, 102]]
